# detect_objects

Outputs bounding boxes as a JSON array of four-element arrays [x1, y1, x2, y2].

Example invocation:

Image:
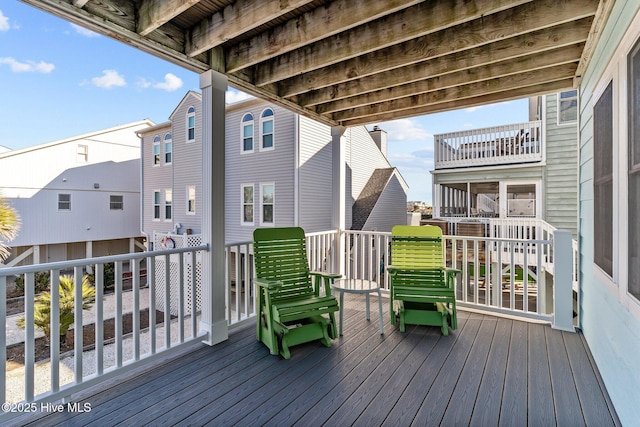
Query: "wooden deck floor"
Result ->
[[11, 295, 619, 426]]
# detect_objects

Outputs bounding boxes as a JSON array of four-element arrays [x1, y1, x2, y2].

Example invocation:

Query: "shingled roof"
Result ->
[[351, 168, 396, 231]]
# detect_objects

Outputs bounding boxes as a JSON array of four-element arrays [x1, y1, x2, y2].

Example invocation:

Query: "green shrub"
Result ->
[[14, 271, 50, 294], [17, 274, 96, 340]]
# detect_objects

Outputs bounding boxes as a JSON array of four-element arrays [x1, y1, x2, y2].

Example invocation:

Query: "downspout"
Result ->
[[136, 130, 153, 251]]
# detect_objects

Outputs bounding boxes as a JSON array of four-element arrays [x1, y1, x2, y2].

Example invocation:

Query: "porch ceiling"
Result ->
[[22, 0, 613, 127]]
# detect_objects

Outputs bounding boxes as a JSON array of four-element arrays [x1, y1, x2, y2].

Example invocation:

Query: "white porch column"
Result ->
[[85, 241, 93, 274], [332, 126, 347, 276], [552, 229, 575, 332], [199, 70, 228, 345]]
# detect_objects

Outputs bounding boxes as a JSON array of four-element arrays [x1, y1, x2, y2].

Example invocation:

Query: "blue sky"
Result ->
[[1, 2, 529, 203]]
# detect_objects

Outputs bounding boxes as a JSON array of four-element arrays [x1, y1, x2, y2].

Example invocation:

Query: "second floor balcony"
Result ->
[[434, 121, 543, 170]]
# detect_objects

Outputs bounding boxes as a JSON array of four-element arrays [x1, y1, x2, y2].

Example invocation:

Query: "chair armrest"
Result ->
[[254, 278, 282, 292], [310, 272, 342, 295]]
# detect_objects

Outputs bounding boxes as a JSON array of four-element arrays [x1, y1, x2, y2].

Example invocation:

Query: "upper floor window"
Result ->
[[165, 189, 172, 220], [261, 108, 274, 150], [153, 191, 161, 220], [242, 184, 254, 225], [164, 133, 172, 164], [242, 113, 254, 153], [187, 185, 196, 215], [77, 144, 88, 163], [558, 90, 578, 124], [187, 107, 196, 142], [153, 135, 161, 165], [261, 183, 274, 225], [58, 194, 71, 211], [110, 195, 124, 210]]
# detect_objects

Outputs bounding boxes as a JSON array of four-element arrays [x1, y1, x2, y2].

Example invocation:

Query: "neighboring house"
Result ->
[[577, 2, 640, 423], [430, 92, 578, 237], [0, 121, 152, 267], [139, 91, 408, 245]]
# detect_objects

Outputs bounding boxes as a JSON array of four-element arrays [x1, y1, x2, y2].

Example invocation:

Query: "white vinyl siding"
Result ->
[[77, 144, 88, 163]]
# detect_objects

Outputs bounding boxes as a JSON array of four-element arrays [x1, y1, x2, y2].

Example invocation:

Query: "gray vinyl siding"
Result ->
[[298, 115, 333, 232], [544, 93, 578, 236], [225, 103, 296, 243], [362, 172, 408, 232]]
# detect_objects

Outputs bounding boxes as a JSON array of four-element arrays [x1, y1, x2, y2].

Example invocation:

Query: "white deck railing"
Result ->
[[434, 121, 543, 169], [1, 227, 575, 415]]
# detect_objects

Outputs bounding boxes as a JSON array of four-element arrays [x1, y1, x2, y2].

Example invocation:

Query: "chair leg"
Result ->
[[441, 315, 449, 336], [279, 331, 291, 360], [328, 312, 338, 339]]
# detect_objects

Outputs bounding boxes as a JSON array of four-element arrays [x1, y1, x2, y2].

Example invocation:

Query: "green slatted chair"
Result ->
[[388, 225, 460, 335], [253, 227, 341, 359]]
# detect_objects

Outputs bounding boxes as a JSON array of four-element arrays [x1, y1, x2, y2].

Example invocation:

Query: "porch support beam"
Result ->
[[200, 69, 228, 345], [332, 126, 347, 276]]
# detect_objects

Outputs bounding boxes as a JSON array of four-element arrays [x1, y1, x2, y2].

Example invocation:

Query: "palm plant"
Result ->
[[0, 194, 20, 261], [17, 275, 96, 341]]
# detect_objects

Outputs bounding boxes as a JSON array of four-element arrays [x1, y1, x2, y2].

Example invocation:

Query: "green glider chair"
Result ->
[[253, 227, 341, 359], [388, 225, 460, 335]]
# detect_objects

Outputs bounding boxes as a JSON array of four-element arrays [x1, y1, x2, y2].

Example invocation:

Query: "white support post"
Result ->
[[199, 70, 228, 345], [332, 126, 347, 276], [86, 241, 93, 274], [552, 230, 575, 332]]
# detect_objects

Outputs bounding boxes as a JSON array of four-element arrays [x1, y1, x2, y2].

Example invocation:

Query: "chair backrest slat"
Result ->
[[391, 225, 444, 270], [254, 227, 313, 297]]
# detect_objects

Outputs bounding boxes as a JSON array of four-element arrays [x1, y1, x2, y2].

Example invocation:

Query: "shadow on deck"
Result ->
[[10, 294, 619, 426]]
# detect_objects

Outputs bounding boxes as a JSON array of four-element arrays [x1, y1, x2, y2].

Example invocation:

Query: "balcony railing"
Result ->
[[434, 121, 543, 169], [1, 227, 574, 417]]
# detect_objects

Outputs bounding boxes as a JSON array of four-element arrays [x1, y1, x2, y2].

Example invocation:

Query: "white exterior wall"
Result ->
[[578, 1, 640, 424], [0, 121, 150, 248]]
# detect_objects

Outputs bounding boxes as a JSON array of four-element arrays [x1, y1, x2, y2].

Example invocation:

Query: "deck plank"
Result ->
[[7, 295, 618, 427]]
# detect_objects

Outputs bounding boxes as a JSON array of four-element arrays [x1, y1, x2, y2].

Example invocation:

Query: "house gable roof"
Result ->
[[351, 167, 397, 231]]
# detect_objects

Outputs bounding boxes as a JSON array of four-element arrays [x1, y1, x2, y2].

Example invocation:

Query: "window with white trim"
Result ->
[[242, 113, 254, 153], [58, 194, 71, 211], [628, 36, 640, 300], [558, 90, 578, 124], [187, 107, 196, 142], [260, 108, 274, 150], [242, 184, 254, 225], [110, 195, 124, 210], [165, 189, 172, 220], [261, 183, 274, 225], [153, 191, 161, 220], [187, 185, 196, 215], [153, 135, 161, 165], [164, 133, 172, 164]]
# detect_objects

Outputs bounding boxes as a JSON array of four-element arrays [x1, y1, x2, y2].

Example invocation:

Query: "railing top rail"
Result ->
[[434, 120, 542, 141], [0, 244, 209, 277], [342, 230, 391, 237], [305, 229, 338, 237]]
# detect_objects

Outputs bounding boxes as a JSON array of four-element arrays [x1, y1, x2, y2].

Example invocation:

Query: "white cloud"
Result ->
[[0, 10, 9, 32], [70, 23, 99, 38], [153, 73, 183, 92], [226, 89, 254, 104], [91, 69, 126, 88], [136, 78, 152, 89], [0, 57, 54, 73], [375, 118, 431, 142]]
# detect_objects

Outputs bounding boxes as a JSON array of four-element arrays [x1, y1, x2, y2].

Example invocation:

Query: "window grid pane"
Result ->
[[110, 195, 124, 210]]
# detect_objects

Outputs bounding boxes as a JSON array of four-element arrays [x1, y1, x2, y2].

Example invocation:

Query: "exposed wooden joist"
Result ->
[[72, 0, 89, 7], [186, 0, 316, 57], [224, 0, 427, 72], [138, 0, 202, 36], [296, 18, 592, 106], [341, 79, 574, 126], [574, 0, 616, 84], [253, 0, 597, 87], [316, 45, 584, 114], [331, 63, 577, 122]]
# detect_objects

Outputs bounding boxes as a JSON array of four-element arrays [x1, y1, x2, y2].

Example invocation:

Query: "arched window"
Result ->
[[242, 113, 254, 153], [153, 135, 161, 165], [187, 106, 196, 142], [164, 133, 172, 164], [260, 108, 274, 150]]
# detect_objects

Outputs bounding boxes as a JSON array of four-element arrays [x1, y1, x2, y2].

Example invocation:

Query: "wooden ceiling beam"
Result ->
[[316, 44, 584, 114], [138, 0, 202, 36], [295, 18, 592, 106], [254, 0, 597, 87], [331, 64, 577, 122], [186, 0, 316, 57], [340, 79, 574, 127], [227, 0, 530, 72]]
